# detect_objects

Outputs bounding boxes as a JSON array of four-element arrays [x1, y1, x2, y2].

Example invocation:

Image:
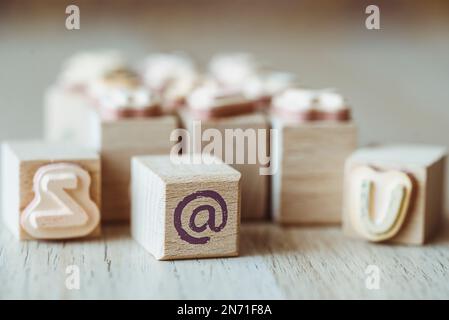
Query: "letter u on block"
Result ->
[[21, 163, 100, 239], [348, 166, 413, 242]]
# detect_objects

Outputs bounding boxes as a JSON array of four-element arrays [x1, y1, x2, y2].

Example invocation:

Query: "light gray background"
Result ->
[[1, 0, 449, 213]]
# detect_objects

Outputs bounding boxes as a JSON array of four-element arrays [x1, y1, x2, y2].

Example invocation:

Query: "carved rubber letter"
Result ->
[[349, 166, 413, 242], [21, 163, 100, 239]]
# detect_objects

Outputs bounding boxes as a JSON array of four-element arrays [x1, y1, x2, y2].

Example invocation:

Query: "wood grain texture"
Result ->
[[1, 141, 101, 240], [1, 220, 449, 299], [272, 119, 357, 224], [131, 155, 241, 260], [179, 109, 269, 221], [343, 145, 447, 245]]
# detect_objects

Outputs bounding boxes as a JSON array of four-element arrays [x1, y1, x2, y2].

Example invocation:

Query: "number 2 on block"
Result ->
[[21, 163, 100, 239]]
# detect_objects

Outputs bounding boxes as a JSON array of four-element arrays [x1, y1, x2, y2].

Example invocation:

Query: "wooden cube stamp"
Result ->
[[45, 99, 177, 221], [343, 144, 446, 244], [44, 85, 94, 146], [131, 155, 241, 260], [1, 141, 101, 240], [271, 119, 357, 224], [179, 109, 269, 220], [98, 116, 177, 221]]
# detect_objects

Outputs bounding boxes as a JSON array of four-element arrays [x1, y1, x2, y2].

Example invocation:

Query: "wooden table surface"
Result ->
[[1, 218, 448, 300]]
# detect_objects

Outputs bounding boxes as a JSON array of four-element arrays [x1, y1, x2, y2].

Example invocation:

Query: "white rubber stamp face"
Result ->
[[21, 163, 100, 239], [348, 166, 413, 242]]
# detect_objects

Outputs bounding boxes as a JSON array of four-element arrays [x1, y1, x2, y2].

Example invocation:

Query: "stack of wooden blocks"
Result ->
[[45, 86, 178, 221], [1, 51, 447, 262]]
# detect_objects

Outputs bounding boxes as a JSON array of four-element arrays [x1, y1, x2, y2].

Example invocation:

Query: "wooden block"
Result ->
[[342, 144, 447, 245], [45, 90, 178, 221], [1, 141, 101, 240], [44, 86, 95, 146], [131, 155, 241, 260], [99, 117, 178, 221], [179, 109, 269, 220], [271, 118, 357, 224]]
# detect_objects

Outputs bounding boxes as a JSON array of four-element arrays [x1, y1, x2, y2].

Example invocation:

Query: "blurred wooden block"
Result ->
[[179, 109, 269, 220], [343, 144, 446, 245], [1, 141, 101, 240], [271, 119, 357, 224], [44, 86, 95, 146], [45, 87, 178, 221], [131, 155, 241, 260], [99, 117, 178, 221]]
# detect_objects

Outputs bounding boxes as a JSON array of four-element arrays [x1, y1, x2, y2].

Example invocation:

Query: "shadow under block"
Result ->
[[271, 119, 357, 224], [342, 144, 447, 245], [131, 155, 241, 260], [179, 109, 269, 220], [44, 87, 178, 221], [1, 141, 101, 240]]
